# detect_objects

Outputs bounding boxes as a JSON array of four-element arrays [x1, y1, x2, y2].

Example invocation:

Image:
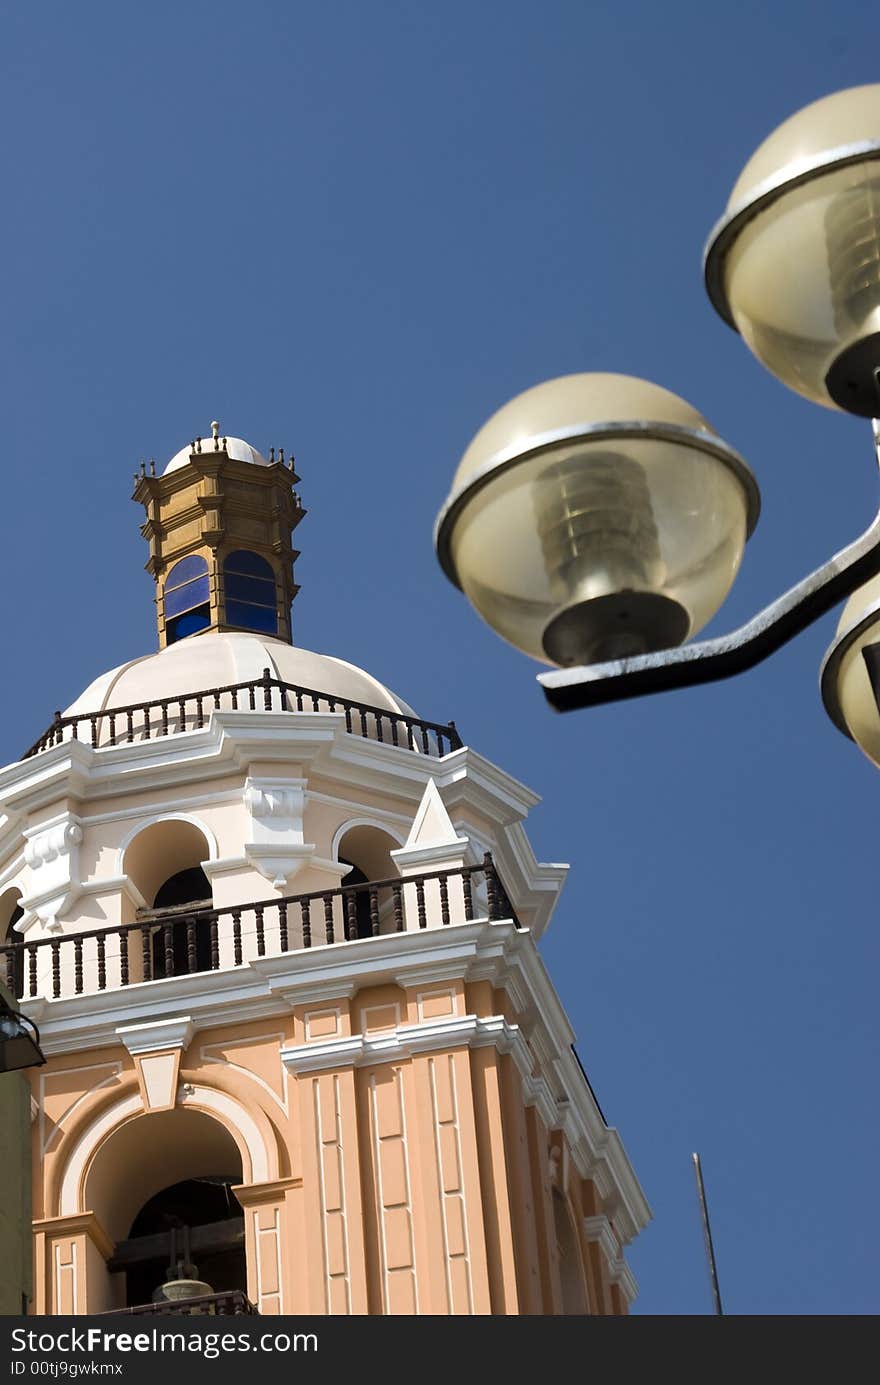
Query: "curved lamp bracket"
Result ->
[[539, 424, 880, 713]]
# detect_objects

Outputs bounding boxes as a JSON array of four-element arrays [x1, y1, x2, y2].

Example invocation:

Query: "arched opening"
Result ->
[[336, 825, 401, 937], [0, 889, 24, 998], [164, 554, 211, 644], [553, 1192, 590, 1314], [84, 1107, 245, 1309], [222, 550, 278, 635], [124, 821, 214, 979]]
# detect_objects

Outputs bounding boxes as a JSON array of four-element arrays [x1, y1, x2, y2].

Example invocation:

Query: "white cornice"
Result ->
[[607, 1255, 639, 1303], [583, 1213, 619, 1265], [280, 1013, 531, 1074]]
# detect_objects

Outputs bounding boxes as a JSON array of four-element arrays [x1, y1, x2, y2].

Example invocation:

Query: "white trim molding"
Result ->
[[583, 1213, 620, 1265], [116, 1015, 195, 1056]]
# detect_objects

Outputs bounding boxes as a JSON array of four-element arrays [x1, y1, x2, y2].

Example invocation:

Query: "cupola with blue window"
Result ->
[[132, 422, 305, 648]]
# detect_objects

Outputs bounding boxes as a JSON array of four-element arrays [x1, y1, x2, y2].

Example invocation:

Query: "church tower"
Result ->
[[1, 428, 649, 1316]]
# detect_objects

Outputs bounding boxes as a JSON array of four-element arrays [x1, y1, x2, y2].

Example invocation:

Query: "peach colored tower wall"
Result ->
[[26, 961, 643, 1316]]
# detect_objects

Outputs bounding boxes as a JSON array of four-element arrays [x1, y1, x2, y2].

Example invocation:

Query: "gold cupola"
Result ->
[[132, 422, 305, 648]]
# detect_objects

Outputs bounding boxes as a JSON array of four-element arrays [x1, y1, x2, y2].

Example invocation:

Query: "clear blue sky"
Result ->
[[1, 1, 877, 1314]]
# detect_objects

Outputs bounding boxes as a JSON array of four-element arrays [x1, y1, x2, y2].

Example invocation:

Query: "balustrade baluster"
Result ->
[[248, 684, 256, 711], [109, 713, 117, 745], [232, 911, 242, 965], [416, 878, 427, 929], [231, 688, 239, 710], [186, 918, 197, 974], [278, 902, 288, 952], [28, 945, 37, 998], [142, 926, 152, 981], [163, 924, 174, 977], [74, 936, 83, 994], [210, 918, 219, 970], [391, 719, 399, 747], [323, 894, 335, 945], [359, 709, 368, 735], [406, 720, 415, 750], [143, 706, 151, 739], [295, 689, 303, 711], [177, 699, 186, 732], [126, 710, 134, 742], [91, 716, 99, 748], [196, 695, 204, 729], [161, 703, 169, 736], [345, 891, 358, 941], [483, 853, 499, 920], [4, 948, 15, 992], [376, 715, 384, 743], [255, 905, 265, 956], [420, 726, 430, 754], [120, 930, 129, 986], [439, 874, 450, 926], [262, 669, 272, 711], [71, 721, 78, 741], [369, 886, 380, 937], [344, 706, 352, 732], [51, 939, 61, 998], [462, 870, 474, 921], [392, 882, 404, 932], [97, 934, 107, 990], [301, 898, 311, 948]]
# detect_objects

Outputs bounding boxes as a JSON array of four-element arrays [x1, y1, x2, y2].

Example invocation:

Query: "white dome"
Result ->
[[64, 632, 417, 720], [164, 435, 271, 475]]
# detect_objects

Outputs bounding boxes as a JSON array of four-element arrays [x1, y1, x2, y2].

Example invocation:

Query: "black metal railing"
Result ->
[[22, 668, 462, 760], [104, 1290, 258, 1316], [1, 855, 517, 1003]]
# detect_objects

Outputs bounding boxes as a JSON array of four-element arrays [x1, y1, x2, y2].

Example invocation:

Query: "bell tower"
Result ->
[[1, 423, 649, 1317], [132, 422, 305, 648]]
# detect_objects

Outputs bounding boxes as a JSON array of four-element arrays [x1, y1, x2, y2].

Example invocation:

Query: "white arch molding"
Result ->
[[116, 812, 220, 867], [330, 816, 405, 862], [58, 1084, 272, 1218]]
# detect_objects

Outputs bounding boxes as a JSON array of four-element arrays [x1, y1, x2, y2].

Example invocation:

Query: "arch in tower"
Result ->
[[119, 815, 217, 908], [55, 1081, 277, 1236], [333, 821, 403, 938]]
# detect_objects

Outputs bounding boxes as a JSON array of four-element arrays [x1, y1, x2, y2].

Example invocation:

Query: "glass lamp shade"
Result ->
[[435, 373, 760, 667], [821, 572, 880, 767], [705, 85, 880, 415], [0, 1003, 45, 1073]]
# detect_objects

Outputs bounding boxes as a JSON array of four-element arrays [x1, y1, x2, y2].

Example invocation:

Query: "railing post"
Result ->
[[262, 667, 273, 711], [483, 852, 500, 920], [448, 720, 461, 750]]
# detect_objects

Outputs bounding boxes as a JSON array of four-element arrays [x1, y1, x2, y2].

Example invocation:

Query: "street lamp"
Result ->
[[434, 84, 880, 723], [0, 994, 45, 1074]]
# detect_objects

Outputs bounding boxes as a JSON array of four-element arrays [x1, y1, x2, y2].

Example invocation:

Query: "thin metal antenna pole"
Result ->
[[692, 1152, 723, 1315]]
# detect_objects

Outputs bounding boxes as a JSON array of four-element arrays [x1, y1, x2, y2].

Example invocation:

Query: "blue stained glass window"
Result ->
[[224, 550, 274, 579], [165, 575, 210, 617], [222, 551, 278, 634], [168, 608, 211, 641], [225, 600, 278, 634], [224, 571, 275, 603], [166, 554, 208, 591]]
